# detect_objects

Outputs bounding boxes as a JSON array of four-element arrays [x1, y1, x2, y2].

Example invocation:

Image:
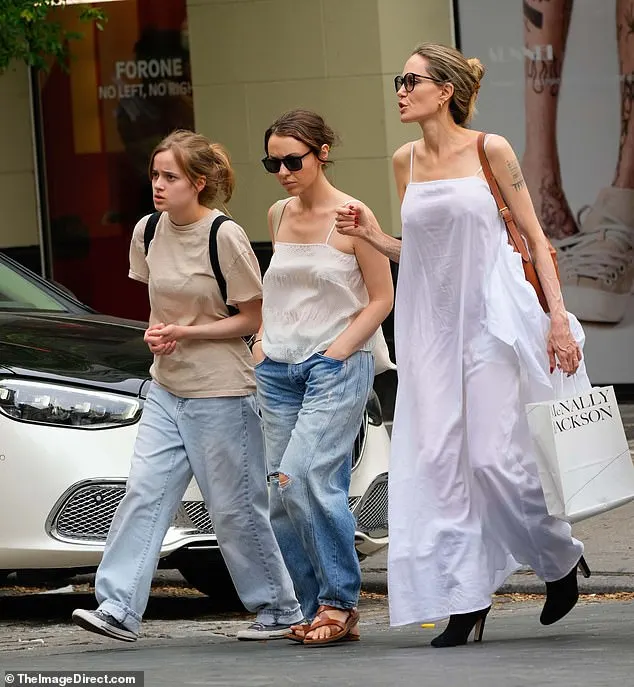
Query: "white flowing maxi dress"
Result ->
[[388, 143, 589, 626]]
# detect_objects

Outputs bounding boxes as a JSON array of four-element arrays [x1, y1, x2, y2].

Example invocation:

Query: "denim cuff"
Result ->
[[98, 599, 142, 634], [256, 605, 304, 625]]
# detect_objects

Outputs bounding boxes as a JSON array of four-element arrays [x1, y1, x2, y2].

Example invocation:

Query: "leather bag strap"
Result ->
[[476, 133, 531, 264]]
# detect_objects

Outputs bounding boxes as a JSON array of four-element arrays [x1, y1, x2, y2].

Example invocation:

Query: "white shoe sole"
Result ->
[[236, 628, 292, 641], [72, 609, 137, 642]]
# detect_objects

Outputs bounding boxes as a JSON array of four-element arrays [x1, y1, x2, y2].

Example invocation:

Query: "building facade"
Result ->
[[0, 0, 455, 320]]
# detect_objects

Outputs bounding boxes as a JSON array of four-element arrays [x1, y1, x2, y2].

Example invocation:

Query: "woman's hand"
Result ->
[[335, 201, 374, 241], [148, 323, 187, 343], [148, 340, 177, 355], [322, 346, 348, 361], [547, 317, 582, 376], [335, 200, 402, 263], [251, 340, 266, 365], [144, 323, 179, 355]]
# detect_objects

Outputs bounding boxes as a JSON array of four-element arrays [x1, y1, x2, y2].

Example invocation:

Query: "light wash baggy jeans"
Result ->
[[95, 382, 303, 634], [255, 351, 374, 621]]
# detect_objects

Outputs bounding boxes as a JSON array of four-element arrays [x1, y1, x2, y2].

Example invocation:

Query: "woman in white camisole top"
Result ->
[[336, 44, 591, 648], [252, 109, 394, 645]]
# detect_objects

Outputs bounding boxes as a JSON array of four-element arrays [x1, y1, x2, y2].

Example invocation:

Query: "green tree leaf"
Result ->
[[0, 1, 108, 74]]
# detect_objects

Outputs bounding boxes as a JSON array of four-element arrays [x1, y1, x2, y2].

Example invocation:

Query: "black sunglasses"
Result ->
[[394, 72, 442, 93], [261, 150, 312, 174]]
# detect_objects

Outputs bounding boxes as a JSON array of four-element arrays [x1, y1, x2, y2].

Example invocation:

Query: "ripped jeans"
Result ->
[[255, 351, 374, 620]]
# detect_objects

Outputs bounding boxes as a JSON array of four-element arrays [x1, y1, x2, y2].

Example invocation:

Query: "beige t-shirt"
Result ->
[[129, 209, 262, 398]]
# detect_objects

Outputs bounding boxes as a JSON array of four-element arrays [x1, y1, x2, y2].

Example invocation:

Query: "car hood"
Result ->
[[0, 312, 152, 396]]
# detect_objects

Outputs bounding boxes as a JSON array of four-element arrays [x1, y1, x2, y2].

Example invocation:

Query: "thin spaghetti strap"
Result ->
[[324, 221, 337, 245], [409, 142, 415, 182], [272, 197, 293, 238], [324, 197, 357, 244]]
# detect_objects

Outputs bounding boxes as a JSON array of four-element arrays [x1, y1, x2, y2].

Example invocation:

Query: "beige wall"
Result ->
[[0, 1, 454, 252], [187, 0, 454, 241], [0, 63, 39, 249]]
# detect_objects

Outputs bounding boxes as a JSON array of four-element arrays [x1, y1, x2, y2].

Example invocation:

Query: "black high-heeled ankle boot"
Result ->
[[430, 606, 491, 648], [540, 555, 591, 626]]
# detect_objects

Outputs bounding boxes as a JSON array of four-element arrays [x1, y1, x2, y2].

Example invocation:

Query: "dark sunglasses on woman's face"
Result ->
[[394, 72, 442, 93], [261, 150, 312, 173]]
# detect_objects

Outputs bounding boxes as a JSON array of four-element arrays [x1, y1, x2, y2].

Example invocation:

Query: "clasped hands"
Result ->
[[144, 323, 185, 356]]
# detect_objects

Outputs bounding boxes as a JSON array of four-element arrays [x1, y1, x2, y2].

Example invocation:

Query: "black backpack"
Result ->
[[143, 212, 238, 317]]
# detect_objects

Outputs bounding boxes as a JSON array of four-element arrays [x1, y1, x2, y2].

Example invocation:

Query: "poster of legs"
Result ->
[[456, 0, 634, 383]]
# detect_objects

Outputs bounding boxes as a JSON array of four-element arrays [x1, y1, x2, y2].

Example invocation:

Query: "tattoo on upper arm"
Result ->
[[506, 159, 526, 191]]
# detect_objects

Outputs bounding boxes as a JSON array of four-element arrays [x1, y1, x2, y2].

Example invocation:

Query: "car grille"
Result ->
[[181, 501, 214, 534], [51, 483, 215, 543], [355, 474, 388, 537], [54, 483, 126, 541]]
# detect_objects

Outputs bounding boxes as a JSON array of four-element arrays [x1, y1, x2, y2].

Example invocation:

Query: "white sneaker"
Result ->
[[554, 188, 634, 324]]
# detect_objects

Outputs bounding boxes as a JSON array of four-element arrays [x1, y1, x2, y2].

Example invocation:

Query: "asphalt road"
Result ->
[[2, 595, 634, 687]]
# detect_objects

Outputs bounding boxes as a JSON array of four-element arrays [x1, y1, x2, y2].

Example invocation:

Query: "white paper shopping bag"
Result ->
[[526, 386, 634, 523]]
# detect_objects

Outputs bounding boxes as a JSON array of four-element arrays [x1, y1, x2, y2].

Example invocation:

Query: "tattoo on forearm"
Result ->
[[615, 71, 634, 184], [506, 159, 526, 191], [539, 176, 576, 239]]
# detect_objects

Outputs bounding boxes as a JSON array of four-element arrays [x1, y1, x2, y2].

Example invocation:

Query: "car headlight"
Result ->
[[0, 379, 142, 429]]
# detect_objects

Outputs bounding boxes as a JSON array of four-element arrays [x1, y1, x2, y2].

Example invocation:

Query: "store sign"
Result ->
[[457, 0, 634, 384], [39, 0, 193, 319]]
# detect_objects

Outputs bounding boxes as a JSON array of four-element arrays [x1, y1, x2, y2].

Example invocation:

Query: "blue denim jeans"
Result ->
[[255, 351, 374, 620], [95, 382, 302, 633]]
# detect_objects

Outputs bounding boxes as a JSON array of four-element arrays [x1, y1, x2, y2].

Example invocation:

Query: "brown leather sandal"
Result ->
[[285, 622, 312, 643], [302, 608, 360, 646], [285, 605, 328, 643]]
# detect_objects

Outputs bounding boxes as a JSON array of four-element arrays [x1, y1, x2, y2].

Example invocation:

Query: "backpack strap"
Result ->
[[208, 214, 239, 316], [144, 211, 240, 319], [143, 212, 162, 255]]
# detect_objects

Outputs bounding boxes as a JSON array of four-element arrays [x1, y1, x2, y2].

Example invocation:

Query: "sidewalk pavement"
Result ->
[[360, 403, 634, 596]]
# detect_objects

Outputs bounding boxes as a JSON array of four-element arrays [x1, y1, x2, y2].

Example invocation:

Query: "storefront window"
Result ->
[[38, 0, 193, 319]]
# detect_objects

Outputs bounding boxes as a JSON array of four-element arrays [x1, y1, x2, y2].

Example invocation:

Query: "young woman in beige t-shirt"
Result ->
[[72, 130, 302, 643]]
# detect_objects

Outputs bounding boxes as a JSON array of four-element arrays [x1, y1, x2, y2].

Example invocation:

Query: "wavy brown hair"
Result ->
[[149, 129, 235, 207]]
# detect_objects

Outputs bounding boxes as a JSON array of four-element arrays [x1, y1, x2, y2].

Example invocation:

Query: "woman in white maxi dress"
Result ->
[[335, 43, 590, 648]]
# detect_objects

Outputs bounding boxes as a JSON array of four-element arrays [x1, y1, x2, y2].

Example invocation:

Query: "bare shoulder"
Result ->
[[267, 198, 288, 220], [481, 133, 516, 161], [392, 141, 415, 168]]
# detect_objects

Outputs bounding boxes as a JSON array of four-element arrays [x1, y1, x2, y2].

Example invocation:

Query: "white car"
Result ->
[[0, 252, 390, 600]]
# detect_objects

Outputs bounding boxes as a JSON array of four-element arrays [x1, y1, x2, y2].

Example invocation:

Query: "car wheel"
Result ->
[[176, 552, 245, 611]]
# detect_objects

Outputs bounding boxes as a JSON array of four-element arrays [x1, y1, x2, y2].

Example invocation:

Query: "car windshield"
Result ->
[[0, 261, 66, 312]]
